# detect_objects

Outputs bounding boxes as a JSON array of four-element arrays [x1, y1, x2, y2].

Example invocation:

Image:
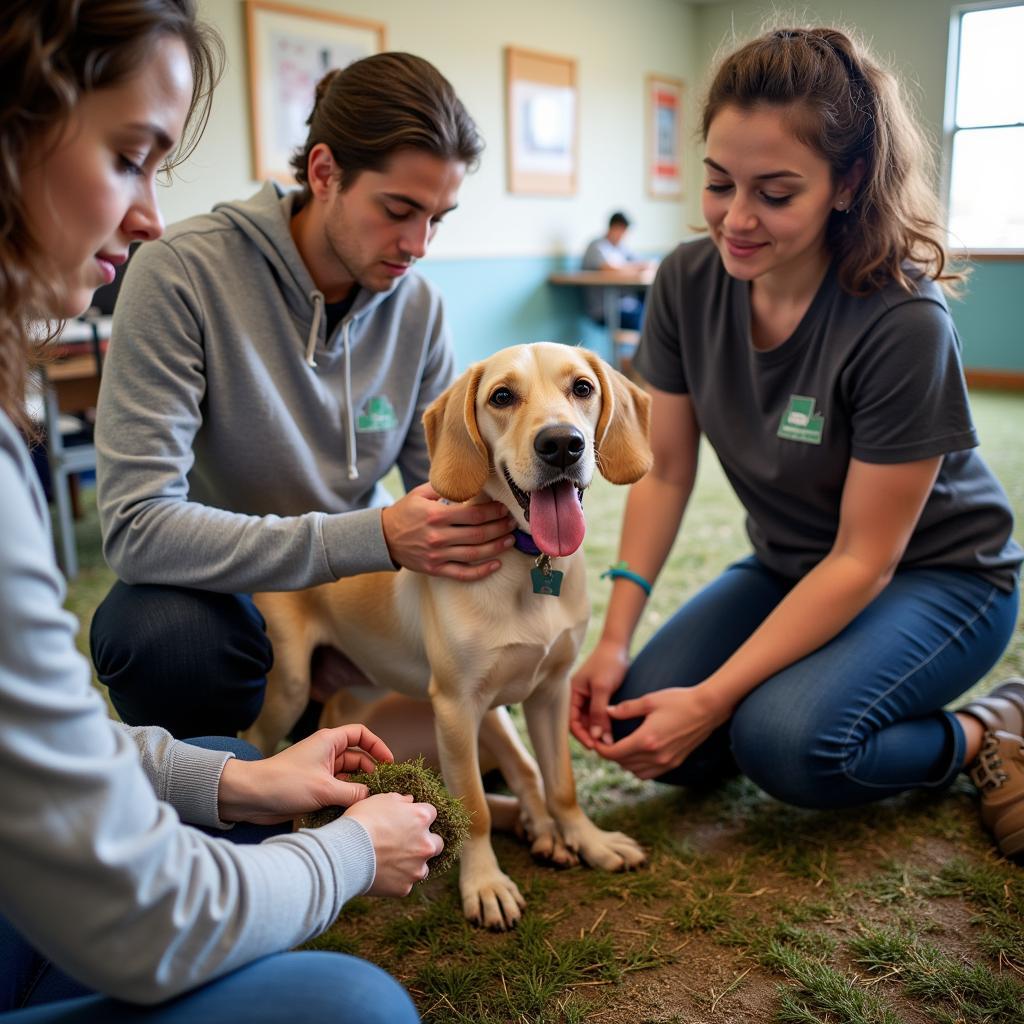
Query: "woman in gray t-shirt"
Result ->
[[570, 26, 1024, 858]]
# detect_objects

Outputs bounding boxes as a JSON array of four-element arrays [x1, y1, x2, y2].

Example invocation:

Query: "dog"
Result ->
[[243, 342, 652, 929]]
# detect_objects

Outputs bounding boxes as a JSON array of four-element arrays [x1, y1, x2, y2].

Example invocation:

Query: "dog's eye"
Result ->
[[572, 379, 594, 399], [489, 387, 514, 407]]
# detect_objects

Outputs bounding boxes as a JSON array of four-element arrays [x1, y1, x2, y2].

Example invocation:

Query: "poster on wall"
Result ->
[[246, 0, 386, 183], [506, 47, 578, 195], [646, 73, 684, 199]]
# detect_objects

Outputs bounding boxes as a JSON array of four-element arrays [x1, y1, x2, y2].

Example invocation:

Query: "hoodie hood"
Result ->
[[213, 182, 398, 345]]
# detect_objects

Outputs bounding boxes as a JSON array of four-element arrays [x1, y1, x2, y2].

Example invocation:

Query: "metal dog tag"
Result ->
[[531, 554, 563, 597]]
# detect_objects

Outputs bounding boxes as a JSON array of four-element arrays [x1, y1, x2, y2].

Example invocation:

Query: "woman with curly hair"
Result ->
[[572, 26, 1024, 858], [0, 3, 436, 1019]]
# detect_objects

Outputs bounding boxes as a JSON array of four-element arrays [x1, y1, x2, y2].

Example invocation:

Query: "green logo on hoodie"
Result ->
[[357, 396, 398, 432]]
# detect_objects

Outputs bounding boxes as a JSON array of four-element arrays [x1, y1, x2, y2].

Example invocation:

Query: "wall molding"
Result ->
[[965, 369, 1024, 391]]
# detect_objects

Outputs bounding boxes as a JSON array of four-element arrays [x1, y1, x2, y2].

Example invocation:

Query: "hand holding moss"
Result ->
[[299, 757, 471, 878]]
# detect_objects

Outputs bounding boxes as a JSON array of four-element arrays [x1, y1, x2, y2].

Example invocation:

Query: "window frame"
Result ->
[[943, 0, 1024, 258]]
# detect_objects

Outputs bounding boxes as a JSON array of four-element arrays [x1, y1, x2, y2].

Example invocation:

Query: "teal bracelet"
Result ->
[[600, 562, 653, 596]]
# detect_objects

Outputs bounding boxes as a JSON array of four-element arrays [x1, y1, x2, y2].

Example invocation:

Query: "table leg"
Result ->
[[603, 286, 622, 369]]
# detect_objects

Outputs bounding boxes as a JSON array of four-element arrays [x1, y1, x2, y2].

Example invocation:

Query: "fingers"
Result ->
[[606, 697, 648, 720], [328, 724, 394, 765], [430, 559, 505, 581], [569, 686, 597, 749], [331, 780, 371, 806], [437, 498, 511, 528], [334, 749, 380, 776]]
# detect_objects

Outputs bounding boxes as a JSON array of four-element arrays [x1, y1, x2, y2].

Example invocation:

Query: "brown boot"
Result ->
[[968, 730, 1024, 857], [957, 679, 1024, 736]]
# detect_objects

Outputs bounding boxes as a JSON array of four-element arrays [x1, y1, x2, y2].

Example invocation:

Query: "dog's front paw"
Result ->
[[565, 818, 647, 872], [461, 869, 526, 930]]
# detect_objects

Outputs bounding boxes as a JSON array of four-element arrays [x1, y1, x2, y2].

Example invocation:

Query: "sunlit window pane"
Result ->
[[948, 126, 1024, 248], [955, 6, 1024, 127]]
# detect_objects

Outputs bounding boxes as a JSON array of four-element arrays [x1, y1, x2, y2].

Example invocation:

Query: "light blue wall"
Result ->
[[417, 257, 611, 370], [952, 262, 1024, 372]]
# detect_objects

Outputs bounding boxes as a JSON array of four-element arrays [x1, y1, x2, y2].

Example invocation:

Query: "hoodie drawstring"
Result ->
[[342, 319, 359, 480], [305, 289, 359, 481], [304, 290, 323, 368]]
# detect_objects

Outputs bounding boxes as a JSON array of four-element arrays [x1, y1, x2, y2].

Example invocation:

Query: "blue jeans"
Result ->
[[612, 557, 1019, 807], [0, 954, 418, 1023], [0, 739, 418, 1022]]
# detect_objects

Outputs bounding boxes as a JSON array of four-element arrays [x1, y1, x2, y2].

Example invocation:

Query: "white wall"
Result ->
[[161, 0, 699, 259]]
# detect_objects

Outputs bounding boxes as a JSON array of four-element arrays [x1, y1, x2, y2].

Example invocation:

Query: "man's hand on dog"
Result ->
[[381, 482, 515, 580]]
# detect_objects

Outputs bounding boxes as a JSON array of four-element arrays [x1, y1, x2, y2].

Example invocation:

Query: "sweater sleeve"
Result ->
[[0, 429, 376, 1005], [95, 239, 391, 593], [122, 724, 235, 830]]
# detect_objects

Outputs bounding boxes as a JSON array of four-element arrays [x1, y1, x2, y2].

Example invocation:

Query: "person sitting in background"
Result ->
[[582, 211, 653, 331], [1, 2, 438, 1019]]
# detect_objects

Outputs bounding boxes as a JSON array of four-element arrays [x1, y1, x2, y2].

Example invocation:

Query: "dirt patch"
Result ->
[[307, 783, 1023, 1022]]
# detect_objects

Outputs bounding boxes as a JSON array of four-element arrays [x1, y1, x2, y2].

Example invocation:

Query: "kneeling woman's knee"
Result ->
[[729, 697, 844, 810], [283, 953, 419, 1022]]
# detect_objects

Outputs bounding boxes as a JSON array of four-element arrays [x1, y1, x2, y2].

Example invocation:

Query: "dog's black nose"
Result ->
[[534, 425, 586, 469]]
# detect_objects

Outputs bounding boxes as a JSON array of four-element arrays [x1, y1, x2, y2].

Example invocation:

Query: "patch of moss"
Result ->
[[298, 756, 471, 876]]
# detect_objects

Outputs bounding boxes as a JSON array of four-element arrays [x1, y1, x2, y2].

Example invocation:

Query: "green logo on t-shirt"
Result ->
[[357, 396, 398, 432], [777, 395, 824, 445]]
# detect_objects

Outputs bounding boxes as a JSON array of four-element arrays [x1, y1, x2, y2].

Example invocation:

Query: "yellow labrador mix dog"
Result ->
[[244, 342, 652, 929]]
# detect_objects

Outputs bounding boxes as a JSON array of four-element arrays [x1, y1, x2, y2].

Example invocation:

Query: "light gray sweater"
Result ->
[[96, 182, 455, 593], [0, 411, 375, 1004]]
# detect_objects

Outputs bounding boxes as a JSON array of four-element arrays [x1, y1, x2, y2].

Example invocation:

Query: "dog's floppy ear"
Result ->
[[423, 363, 490, 501], [583, 351, 653, 484]]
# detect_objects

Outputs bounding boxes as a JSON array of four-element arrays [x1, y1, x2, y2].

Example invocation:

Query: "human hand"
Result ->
[[342, 792, 443, 896], [218, 725, 394, 826], [570, 639, 630, 749], [594, 685, 730, 780], [381, 482, 515, 581]]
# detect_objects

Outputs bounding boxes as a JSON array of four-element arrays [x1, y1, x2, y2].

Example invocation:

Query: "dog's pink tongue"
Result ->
[[529, 480, 585, 557]]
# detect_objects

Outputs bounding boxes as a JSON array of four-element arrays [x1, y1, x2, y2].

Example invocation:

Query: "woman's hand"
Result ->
[[342, 793, 443, 896], [218, 724, 394, 825], [570, 639, 631, 748], [381, 482, 515, 581], [594, 685, 730, 780]]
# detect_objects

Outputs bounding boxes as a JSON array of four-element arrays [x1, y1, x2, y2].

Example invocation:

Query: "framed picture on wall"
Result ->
[[505, 46, 578, 195], [245, 0, 386, 183], [646, 73, 684, 199]]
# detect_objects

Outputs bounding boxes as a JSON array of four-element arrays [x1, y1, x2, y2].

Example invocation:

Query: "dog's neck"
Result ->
[[511, 527, 542, 557]]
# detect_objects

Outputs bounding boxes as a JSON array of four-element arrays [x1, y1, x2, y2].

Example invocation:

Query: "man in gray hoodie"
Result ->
[[90, 52, 514, 738]]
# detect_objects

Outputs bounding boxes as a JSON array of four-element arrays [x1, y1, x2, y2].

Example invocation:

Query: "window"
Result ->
[[945, 2, 1024, 249]]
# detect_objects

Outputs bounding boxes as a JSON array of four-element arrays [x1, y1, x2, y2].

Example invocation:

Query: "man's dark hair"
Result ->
[[291, 51, 483, 192], [609, 211, 630, 230]]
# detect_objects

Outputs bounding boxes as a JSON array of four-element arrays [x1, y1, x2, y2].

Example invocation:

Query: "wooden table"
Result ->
[[547, 267, 656, 370]]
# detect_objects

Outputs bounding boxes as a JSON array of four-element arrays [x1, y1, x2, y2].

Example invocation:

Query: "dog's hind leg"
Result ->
[[479, 708, 577, 866], [523, 673, 646, 873], [241, 618, 316, 756]]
